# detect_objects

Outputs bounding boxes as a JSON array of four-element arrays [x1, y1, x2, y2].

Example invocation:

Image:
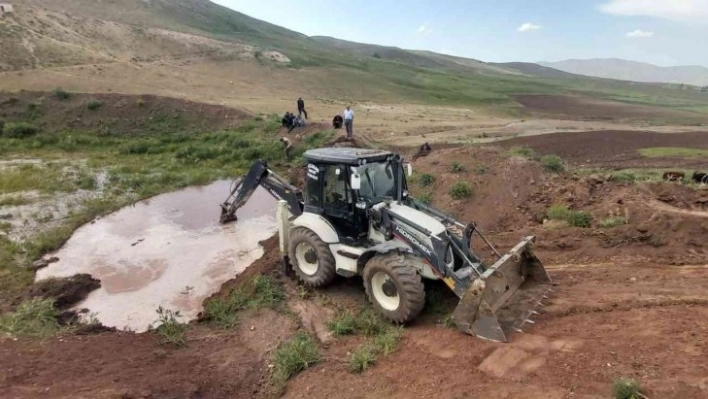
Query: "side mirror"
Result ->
[[350, 173, 361, 190], [406, 163, 413, 177]]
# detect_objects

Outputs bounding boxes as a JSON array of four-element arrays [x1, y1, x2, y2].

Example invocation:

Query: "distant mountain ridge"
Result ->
[[540, 58, 708, 87]]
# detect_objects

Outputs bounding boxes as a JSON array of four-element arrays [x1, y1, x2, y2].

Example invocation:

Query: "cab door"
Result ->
[[322, 165, 361, 243]]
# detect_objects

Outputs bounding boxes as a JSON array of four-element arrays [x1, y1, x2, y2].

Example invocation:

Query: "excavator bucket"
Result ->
[[451, 236, 551, 342]]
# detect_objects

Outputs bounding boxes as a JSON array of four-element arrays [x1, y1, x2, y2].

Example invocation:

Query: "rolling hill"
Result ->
[[2, 0, 708, 111], [541, 59, 708, 87]]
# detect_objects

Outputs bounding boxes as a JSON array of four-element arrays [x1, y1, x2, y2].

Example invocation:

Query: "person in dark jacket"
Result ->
[[332, 115, 343, 129], [297, 97, 308, 119]]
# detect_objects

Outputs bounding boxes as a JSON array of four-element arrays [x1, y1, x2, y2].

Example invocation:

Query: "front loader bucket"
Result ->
[[452, 236, 551, 342]]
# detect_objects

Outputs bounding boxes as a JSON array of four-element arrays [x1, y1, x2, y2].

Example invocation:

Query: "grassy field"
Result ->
[[0, 113, 333, 310], [638, 147, 708, 158]]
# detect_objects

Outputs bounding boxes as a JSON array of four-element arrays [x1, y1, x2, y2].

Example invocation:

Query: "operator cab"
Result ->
[[303, 148, 412, 244]]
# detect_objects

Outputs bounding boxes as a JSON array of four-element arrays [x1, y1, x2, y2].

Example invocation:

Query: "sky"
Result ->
[[212, 0, 708, 67]]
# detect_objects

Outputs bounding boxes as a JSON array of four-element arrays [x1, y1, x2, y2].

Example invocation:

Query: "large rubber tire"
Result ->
[[289, 227, 336, 288], [363, 253, 425, 324]]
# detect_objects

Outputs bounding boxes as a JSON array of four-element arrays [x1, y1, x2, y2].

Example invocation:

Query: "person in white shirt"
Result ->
[[343, 106, 354, 138]]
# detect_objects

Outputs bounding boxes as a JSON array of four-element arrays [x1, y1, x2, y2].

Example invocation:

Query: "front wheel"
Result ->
[[363, 253, 425, 323], [289, 227, 336, 288]]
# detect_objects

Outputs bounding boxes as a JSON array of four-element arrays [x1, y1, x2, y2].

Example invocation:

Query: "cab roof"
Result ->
[[304, 148, 394, 166]]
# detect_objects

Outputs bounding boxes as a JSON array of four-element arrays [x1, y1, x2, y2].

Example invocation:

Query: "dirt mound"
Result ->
[[21, 274, 100, 310], [410, 146, 708, 266], [500, 130, 708, 168], [514, 94, 708, 125], [0, 91, 251, 135]]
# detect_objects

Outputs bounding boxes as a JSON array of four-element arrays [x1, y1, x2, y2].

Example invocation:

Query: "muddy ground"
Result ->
[[500, 129, 708, 169], [2, 126, 708, 397]]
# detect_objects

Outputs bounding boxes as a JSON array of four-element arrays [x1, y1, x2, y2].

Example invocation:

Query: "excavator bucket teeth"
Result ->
[[452, 236, 551, 342]]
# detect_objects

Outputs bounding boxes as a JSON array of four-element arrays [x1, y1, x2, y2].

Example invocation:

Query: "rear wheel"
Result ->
[[363, 253, 425, 323], [289, 227, 336, 288]]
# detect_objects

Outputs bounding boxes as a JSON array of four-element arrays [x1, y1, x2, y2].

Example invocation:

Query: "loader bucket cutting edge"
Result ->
[[451, 236, 551, 343]]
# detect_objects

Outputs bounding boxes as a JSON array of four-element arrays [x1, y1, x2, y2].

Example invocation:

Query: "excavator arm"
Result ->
[[219, 160, 304, 224]]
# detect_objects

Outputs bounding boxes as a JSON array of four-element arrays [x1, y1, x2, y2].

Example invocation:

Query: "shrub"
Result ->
[[251, 275, 285, 308], [273, 332, 321, 382], [154, 306, 187, 346], [475, 165, 487, 175], [354, 309, 389, 337], [541, 155, 564, 172], [416, 192, 432, 204], [449, 181, 472, 200], [326, 312, 357, 337], [202, 289, 249, 329], [450, 162, 466, 173], [420, 174, 435, 187], [54, 88, 70, 100], [567, 211, 592, 228], [86, 99, 103, 111], [509, 146, 535, 158], [547, 205, 592, 228], [349, 343, 377, 373], [613, 377, 642, 399], [0, 298, 59, 338], [547, 204, 570, 221], [372, 327, 402, 356], [599, 216, 627, 228], [3, 122, 39, 138], [610, 172, 636, 183]]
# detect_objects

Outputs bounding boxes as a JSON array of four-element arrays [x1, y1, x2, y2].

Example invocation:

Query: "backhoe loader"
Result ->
[[220, 147, 552, 342]]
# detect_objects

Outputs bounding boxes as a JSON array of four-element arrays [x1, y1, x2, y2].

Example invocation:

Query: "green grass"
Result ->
[[509, 146, 536, 159], [86, 99, 103, 111], [0, 298, 60, 338], [416, 192, 432, 204], [450, 162, 466, 173], [419, 174, 435, 187], [474, 165, 487, 175], [202, 276, 285, 328], [326, 312, 357, 337], [0, 114, 328, 313], [0, 195, 32, 207], [154, 306, 187, 346], [3, 122, 39, 138], [54, 88, 70, 100], [613, 377, 643, 399], [272, 332, 321, 383], [599, 216, 628, 228], [449, 181, 473, 200], [547, 204, 592, 228], [638, 147, 708, 158], [540, 155, 565, 172], [202, 289, 250, 329], [349, 343, 378, 373]]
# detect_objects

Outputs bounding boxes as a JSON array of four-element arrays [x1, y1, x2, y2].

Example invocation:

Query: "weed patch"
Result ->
[[0, 298, 59, 338], [3, 122, 39, 138], [547, 204, 592, 227], [509, 146, 536, 159], [54, 88, 70, 100], [86, 99, 103, 111], [613, 377, 643, 399], [419, 174, 435, 187], [450, 162, 466, 173], [326, 312, 357, 337], [449, 181, 473, 200], [349, 343, 377, 372], [273, 332, 321, 383], [599, 216, 627, 228], [540, 155, 564, 172], [154, 306, 187, 346], [202, 289, 249, 329], [416, 192, 432, 204]]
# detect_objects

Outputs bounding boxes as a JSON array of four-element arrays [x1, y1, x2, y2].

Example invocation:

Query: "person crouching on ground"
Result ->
[[280, 137, 292, 158], [343, 106, 354, 139], [332, 115, 343, 129]]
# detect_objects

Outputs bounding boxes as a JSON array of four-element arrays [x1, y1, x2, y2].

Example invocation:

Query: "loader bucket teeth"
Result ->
[[451, 236, 551, 342]]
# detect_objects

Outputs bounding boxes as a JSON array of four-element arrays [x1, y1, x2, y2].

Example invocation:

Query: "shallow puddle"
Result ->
[[36, 180, 278, 332]]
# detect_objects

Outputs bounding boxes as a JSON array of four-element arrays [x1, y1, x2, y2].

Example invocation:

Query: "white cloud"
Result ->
[[518, 23, 541, 32], [417, 24, 433, 35], [626, 29, 655, 37], [599, 0, 708, 23]]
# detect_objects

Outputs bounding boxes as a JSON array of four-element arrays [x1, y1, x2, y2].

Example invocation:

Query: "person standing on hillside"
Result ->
[[343, 106, 354, 139], [297, 97, 308, 119]]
